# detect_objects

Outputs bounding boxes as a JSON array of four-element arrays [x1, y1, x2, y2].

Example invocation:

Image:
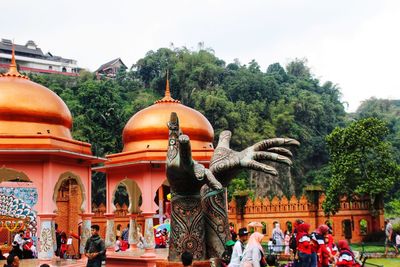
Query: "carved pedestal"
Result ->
[[168, 194, 205, 261], [201, 187, 230, 258]]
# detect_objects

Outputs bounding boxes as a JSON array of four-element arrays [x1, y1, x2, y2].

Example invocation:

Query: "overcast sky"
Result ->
[[2, 0, 399, 111]]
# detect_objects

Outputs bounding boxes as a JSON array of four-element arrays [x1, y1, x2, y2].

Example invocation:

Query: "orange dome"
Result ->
[[0, 51, 72, 139], [122, 80, 214, 153]]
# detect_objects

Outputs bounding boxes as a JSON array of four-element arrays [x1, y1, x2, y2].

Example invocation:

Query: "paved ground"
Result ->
[[0, 248, 169, 266]]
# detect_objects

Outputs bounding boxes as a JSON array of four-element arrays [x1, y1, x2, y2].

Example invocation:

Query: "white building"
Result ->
[[0, 39, 80, 76]]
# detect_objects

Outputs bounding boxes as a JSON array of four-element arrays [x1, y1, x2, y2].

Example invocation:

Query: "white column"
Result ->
[[104, 213, 116, 249], [128, 214, 139, 250], [38, 213, 56, 260], [140, 212, 156, 258]]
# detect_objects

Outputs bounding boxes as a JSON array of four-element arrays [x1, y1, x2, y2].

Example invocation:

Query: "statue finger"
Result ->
[[253, 138, 300, 151], [253, 152, 293, 166], [204, 169, 223, 190], [179, 134, 193, 168], [245, 160, 278, 176], [267, 147, 293, 157], [216, 131, 232, 149]]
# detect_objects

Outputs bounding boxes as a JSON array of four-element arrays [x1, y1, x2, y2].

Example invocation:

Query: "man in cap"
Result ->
[[229, 227, 248, 267]]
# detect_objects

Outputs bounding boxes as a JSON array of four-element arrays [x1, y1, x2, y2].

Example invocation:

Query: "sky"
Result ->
[[2, 0, 400, 112]]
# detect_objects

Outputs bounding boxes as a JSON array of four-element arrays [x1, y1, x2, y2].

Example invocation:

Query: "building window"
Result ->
[[62, 67, 67, 72], [360, 219, 368, 235], [261, 222, 267, 234], [49, 66, 52, 70]]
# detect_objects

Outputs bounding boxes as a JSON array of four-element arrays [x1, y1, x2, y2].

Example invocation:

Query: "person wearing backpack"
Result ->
[[291, 219, 304, 267], [335, 240, 361, 267], [310, 224, 330, 267], [296, 223, 312, 267]]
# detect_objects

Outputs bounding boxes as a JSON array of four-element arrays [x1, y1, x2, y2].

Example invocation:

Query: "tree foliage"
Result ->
[[27, 47, 348, 204], [323, 118, 400, 215]]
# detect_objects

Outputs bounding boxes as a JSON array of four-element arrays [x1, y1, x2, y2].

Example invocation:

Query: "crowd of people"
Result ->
[[220, 220, 364, 267]]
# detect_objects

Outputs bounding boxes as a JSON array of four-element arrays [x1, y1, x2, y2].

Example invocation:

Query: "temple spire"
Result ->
[[154, 70, 180, 104], [164, 70, 171, 98], [1, 42, 28, 79]]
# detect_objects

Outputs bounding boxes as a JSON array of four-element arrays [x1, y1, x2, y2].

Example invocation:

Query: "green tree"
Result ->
[[323, 118, 400, 215]]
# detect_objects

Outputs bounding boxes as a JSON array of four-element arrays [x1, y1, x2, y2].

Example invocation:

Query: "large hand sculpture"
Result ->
[[210, 130, 300, 185], [201, 130, 299, 258], [166, 112, 300, 261]]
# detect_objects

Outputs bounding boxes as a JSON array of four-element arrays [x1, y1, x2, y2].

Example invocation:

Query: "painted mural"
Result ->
[[0, 187, 38, 233]]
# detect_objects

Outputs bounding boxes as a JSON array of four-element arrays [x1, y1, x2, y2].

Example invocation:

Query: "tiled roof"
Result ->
[[95, 58, 126, 72], [0, 42, 44, 57]]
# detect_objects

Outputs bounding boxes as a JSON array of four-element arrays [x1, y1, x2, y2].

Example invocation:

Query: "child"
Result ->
[[115, 236, 122, 252], [335, 240, 361, 267]]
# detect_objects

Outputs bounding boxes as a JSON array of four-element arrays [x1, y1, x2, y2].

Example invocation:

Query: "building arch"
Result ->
[[359, 219, 368, 235], [0, 166, 30, 182], [53, 171, 86, 213], [111, 178, 142, 214]]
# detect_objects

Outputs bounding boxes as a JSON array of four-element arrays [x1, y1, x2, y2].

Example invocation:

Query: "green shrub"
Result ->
[[362, 230, 385, 242]]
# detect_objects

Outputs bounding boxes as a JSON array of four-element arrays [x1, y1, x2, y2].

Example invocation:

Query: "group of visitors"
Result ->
[[293, 220, 361, 267], [114, 223, 145, 252], [221, 220, 366, 267], [155, 228, 169, 248], [9, 229, 37, 260]]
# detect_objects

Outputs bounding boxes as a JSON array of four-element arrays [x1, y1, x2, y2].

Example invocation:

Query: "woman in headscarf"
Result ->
[[240, 232, 265, 267], [272, 222, 284, 253], [296, 223, 311, 267]]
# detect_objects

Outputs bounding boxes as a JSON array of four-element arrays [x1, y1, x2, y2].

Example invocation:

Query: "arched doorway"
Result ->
[[54, 173, 85, 258], [342, 219, 352, 240]]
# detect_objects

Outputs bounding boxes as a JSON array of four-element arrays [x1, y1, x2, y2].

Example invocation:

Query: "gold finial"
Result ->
[[1, 43, 29, 79], [155, 70, 180, 104], [165, 70, 171, 98]]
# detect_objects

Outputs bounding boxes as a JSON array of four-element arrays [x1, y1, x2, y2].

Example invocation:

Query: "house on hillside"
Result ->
[[0, 38, 80, 76], [95, 58, 127, 78]]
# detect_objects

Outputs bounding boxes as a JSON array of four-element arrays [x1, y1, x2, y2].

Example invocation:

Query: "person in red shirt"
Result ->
[[311, 224, 330, 267], [296, 223, 312, 267], [335, 240, 361, 267]]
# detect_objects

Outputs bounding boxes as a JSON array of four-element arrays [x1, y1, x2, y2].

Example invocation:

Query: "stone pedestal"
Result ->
[[79, 213, 94, 254], [38, 213, 57, 260], [141, 212, 156, 258], [128, 213, 139, 250]]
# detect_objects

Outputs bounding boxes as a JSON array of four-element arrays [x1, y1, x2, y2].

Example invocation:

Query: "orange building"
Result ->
[[228, 191, 384, 243], [0, 49, 104, 260]]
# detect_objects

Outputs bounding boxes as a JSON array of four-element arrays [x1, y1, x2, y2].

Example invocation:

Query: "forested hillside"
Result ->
[[23, 47, 375, 205]]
